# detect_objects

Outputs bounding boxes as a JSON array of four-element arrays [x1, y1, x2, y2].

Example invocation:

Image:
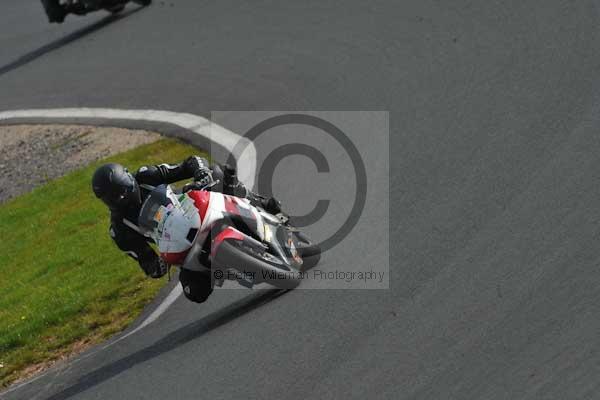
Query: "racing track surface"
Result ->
[[2, 1, 600, 399]]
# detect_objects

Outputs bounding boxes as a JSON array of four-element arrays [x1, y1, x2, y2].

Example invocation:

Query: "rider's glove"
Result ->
[[184, 156, 214, 188], [194, 168, 214, 188]]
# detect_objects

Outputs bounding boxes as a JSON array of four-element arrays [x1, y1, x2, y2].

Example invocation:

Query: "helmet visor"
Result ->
[[100, 170, 141, 209]]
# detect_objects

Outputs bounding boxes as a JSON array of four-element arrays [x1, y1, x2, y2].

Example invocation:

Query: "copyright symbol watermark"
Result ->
[[223, 113, 368, 254], [211, 111, 389, 289]]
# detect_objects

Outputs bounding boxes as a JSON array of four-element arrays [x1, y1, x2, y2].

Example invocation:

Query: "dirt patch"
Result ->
[[0, 124, 161, 203]]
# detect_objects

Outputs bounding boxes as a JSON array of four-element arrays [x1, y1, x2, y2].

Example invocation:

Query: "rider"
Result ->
[[91, 156, 282, 303]]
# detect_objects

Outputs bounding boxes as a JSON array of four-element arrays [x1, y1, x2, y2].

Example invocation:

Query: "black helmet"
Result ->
[[92, 163, 141, 210]]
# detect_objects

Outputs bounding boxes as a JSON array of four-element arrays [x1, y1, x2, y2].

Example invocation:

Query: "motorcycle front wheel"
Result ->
[[214, 241, 301, 290], [291, 230, 321, 270]]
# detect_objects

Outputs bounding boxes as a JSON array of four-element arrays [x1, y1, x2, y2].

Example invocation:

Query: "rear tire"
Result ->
[[215, 241, 301, 289]]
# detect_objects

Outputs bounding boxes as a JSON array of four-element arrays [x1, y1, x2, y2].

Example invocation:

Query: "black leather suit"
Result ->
[[108, 156, 271, 303]]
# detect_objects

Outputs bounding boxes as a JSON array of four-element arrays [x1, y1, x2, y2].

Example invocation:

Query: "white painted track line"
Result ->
[[0, 108, 256, 188], [0, 108, 256, 396]]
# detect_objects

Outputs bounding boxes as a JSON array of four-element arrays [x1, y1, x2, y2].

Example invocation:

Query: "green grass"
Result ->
[[0, 137, 206, 387]]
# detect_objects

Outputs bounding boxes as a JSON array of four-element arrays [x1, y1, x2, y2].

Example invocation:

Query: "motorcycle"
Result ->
[[137, 183, 321, 290], [45, 0, 151, 23]]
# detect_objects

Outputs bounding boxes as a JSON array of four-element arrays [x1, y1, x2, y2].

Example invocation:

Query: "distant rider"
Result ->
[[40, 0, 152, 24], [91, 156, 282, 303]]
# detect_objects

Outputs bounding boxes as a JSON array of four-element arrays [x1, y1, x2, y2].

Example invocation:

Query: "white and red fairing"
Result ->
[[150, 188, 267, 270]]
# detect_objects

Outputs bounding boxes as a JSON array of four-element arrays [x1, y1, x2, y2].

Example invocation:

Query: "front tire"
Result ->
[[301, 248, 321, 271], [292, 231, 321, 270], [215, 241, 301, 289]]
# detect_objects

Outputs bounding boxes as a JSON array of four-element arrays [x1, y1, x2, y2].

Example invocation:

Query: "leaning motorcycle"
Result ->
[[137, 184, 321, 290]]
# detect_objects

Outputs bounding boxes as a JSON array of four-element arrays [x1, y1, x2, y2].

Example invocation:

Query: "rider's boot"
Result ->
[[222, 164, 247, 197], [263, 197, 282, 215]]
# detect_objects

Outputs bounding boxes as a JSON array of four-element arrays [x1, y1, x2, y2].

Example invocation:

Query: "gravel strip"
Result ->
[[0, 124, 161, 203]]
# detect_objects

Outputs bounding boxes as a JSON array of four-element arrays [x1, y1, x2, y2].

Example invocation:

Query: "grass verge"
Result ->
[[0, 137, 205, 388]]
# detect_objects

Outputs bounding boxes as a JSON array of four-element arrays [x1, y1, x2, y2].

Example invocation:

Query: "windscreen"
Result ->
[[138, 185, 174, 236]]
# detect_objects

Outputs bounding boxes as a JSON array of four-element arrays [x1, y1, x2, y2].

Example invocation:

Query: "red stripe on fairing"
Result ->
[[187, 190, 210, 220], [223, 195, 239, 214], [161, 251, 188, 265], [223, 195, 256, 223], [211, 227, 246, 257]]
